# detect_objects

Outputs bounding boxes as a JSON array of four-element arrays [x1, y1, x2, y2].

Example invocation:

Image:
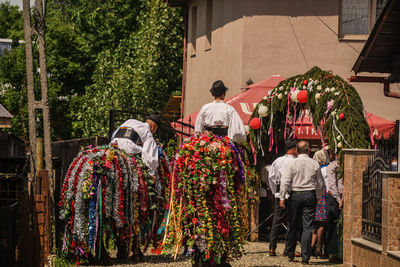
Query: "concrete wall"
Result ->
[[184, 0, 400, 121]]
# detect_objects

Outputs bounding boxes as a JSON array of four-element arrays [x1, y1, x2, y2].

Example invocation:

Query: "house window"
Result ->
[[340, 0, 388, 37], [205, 0, 213, 50], [191, 6, 197, 53]]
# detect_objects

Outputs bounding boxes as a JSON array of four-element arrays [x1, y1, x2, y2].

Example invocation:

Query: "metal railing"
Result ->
[[361, 151, 390, 244]]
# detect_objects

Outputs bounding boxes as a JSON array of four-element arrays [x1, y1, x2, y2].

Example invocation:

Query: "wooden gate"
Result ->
[[18, 170, 51, 267]]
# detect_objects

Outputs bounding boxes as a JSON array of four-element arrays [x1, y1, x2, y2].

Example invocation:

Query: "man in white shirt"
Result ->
[[194, 80, 246, 144], [111, 115, 160, 176], [279, 140, 325, 264], [268, 139, 297, 256]]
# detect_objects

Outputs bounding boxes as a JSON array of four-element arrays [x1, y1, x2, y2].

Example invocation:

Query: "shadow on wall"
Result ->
[[193, 0, 339, 39]]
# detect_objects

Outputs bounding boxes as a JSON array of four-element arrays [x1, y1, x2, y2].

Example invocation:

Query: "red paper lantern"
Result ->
[[339, 113, 345, 120], [297, 90, 308, 103], [303, 80, 308, 85], [249, 118, 261, 130]]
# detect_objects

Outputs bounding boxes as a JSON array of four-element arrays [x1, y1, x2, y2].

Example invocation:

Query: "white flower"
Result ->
[[303, 86, 306, 89], [334, 92, 340, 96], [317, 85, 322, 90], [263, 96, 267, 100]]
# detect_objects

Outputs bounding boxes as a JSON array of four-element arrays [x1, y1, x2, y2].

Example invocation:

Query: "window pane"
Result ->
[[341, 0, 369, 35], [376, 0, 388, 19]]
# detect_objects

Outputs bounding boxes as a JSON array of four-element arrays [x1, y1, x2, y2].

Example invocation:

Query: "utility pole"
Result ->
[[22, 0, 54, 262], [22, 0, 53, 193]]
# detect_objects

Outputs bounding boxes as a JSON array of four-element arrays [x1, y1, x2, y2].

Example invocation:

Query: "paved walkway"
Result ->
[[98, 242, 341, 267]]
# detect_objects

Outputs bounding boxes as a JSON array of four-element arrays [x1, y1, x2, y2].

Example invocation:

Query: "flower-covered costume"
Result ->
[[162, 132, 249, 265]]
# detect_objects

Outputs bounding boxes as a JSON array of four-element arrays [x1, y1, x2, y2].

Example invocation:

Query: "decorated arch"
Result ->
[[248, 66, 371, 170]]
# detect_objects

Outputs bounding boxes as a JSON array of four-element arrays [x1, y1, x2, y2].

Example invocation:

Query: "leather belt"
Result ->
[[291, 190, 316, 195], [205, 126, 228, 137], [113, 127, 142, 146]]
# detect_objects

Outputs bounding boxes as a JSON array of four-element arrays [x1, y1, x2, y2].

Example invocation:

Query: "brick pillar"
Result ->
[[381, 171, 400, 253], [342, 149, 375, 267]]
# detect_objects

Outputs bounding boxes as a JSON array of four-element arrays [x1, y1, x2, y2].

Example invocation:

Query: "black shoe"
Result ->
[[269, 249, 277, 256], [301, 260, 309, 265]]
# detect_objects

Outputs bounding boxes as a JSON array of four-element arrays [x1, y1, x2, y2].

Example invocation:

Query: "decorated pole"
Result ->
[[249, 66, 371, 174]]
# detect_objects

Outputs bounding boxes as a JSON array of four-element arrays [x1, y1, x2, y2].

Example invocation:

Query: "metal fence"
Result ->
[[361, 151, 390, 244]]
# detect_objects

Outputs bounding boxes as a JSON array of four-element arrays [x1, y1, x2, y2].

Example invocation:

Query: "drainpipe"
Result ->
[[385, 55, 400, 99], [383, 80, 400, 99], [181, 6, 188, 118]]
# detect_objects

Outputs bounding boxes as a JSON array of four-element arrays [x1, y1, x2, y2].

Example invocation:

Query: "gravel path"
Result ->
[[95, 242, 341, 267]]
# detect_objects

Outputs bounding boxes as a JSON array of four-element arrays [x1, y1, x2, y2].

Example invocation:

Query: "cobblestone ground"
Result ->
[[97, 242, 341, 267]]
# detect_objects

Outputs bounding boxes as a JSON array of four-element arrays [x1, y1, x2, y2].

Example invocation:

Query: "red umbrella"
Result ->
[[365, 111, 396, 140]]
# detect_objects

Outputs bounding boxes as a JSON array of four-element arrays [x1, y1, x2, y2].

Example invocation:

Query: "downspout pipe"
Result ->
[[383, 81, 400, 99], [386, 55, 400, 99], [181, 6, 188, 118]]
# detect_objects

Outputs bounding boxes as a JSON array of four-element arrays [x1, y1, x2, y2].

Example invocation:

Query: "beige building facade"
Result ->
[[178, 0, 399, 121]]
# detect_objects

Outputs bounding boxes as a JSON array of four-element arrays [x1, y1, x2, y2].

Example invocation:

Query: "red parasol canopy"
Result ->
[[365, 111, 396, 140], [172, 75, 396, 141]]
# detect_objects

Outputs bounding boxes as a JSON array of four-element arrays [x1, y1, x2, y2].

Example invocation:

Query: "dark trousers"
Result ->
[[286, 191, 317, 262], [325, 193, 340, 255], [269, 198, 288, 253], [259, 197, 270, 241]]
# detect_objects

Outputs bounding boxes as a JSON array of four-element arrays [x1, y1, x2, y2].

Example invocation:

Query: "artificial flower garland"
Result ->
[[59, 142, 171, 264], [162, 132, 249, 265]]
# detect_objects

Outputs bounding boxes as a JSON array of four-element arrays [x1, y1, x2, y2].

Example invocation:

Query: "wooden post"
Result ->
[[22, 0, 37, 195], [23, 0, 54, 261], [36, 137, 43, 174]]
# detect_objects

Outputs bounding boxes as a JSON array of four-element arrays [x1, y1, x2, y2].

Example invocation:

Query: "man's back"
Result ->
[[269, 154, 296, 195], [280, 154, 324, 199]]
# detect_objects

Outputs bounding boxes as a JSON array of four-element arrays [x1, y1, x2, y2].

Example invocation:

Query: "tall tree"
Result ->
[[1, 0, 183, 140], [75, 0, 183, 136], [0, 2, 24, 40]]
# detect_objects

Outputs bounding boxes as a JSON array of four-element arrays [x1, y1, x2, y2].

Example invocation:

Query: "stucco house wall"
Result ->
[[183, 0, 399, 121]]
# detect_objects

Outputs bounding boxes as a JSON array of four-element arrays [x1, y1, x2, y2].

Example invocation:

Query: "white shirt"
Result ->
[[279, 154, 325, 200], [194, 100, 246, 144], [268, 154, 296, 199], [111, 119, 159, 175], [325, 160, 343, 203]]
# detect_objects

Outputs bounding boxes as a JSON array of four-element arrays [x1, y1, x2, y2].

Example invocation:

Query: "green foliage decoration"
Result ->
[[249, 66, 371, 176]]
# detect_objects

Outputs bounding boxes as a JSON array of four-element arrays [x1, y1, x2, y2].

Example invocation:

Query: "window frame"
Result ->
[[338, 0, 385, 41]]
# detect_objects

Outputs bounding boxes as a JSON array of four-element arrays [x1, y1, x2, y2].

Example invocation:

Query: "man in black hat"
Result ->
[[194, 80, 246, 144], [268, 139, 298, 257], [110, 115, 161, 175]]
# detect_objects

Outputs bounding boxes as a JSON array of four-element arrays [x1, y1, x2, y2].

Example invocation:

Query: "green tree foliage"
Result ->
[[0, 2, 24, 41], [76, 0, 183, 136], [0, 0, 183, 140]]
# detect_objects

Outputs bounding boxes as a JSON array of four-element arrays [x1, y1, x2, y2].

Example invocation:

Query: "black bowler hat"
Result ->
[[146, 114, 161, 127], [210, 80, 228, 96], [285, 139, 297, 150]]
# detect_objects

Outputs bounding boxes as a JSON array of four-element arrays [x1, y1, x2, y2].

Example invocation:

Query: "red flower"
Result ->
[[205, 254, 210, 259], [104, 160, 112, 168], [192, 217, 198, 225], [303, 80, 308, 85]]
